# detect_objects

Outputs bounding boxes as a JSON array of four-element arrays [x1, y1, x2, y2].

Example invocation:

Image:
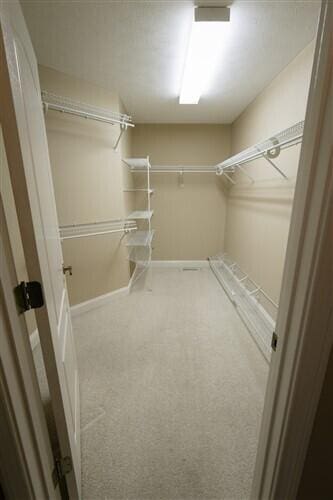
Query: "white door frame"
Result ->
[[0, 198, 60, 499], [252, 1, 333, 498], [0, 1, 81, 497], [0, 1, 331, 498]]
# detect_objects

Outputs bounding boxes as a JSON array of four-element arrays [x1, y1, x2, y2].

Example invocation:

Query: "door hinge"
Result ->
[[52, 456, 72, 488], [271, 331, 278, 351], [14, 281, 44, 313]]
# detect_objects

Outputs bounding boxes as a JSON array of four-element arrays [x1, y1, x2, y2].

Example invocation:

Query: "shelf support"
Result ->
[[179, 168, 185, 188], [237, 164, 254, 183], [262, 154, 288, 179], [113, 123, 127, 151], [222, 171, 236, 185]]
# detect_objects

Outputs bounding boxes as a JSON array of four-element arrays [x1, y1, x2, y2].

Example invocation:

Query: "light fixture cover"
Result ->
[[179, 7, 230, 105]]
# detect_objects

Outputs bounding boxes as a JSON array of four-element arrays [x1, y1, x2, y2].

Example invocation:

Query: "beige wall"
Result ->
[[39, 66, 131, 305], [224, 42, 315, 305], [132, 124, 230, 260]]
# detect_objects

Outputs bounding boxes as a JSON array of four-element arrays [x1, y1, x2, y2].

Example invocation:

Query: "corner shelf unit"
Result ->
[[123, 157, 155, 288], [209, 253, 277, 361]]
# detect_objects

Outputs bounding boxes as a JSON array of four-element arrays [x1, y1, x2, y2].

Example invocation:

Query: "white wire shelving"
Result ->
[[42, 91, 134, 149], [125, 230, 155, 247], [216, 120, 304, 182], [126, 210, 154, 220], [124, 164, 216, 173], [59, 219, 137, 240], [209, 253, 277, 361], [123, 158, 151, 170], [123, 188, 155, 194], [123, 156, 154, 289]]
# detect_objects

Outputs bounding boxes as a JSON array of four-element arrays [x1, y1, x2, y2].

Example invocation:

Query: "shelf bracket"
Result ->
[[113, 123, 127, 151], [262, 154, 287, 179], [178, 168, 185, 188], [222, 171, 236, 185], [237, 164, 254, 183]]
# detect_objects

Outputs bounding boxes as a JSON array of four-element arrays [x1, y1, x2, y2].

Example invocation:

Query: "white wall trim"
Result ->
[[69, 265, 139, 317], [70, 285, 129, 317], [69, 261, 210, 318], [150, 260, 209, 268], [30, 329, 40, 351]]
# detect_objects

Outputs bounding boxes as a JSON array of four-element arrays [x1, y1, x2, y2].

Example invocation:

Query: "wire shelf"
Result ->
[[128, 246, 152, 264], [42, 91, 134, 128], [123, 188, 154, 194], [125, 230, 155, 247], [209, 253, 276, 361], [59, 219, 137, 240], [216, 120, 304, 175], [123, 158, 151, 169], [127, 210, 153, 220]]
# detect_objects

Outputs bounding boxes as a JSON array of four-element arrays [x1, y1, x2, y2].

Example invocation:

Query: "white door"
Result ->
[[0, 2, 80, 498]]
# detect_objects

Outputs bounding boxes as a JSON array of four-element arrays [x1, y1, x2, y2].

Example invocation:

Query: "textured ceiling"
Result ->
[[21, 0, 320, 123]]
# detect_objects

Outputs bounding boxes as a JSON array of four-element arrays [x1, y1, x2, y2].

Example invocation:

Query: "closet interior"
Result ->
[[3, 1, 321, 499], [40, 82, 306, 360]]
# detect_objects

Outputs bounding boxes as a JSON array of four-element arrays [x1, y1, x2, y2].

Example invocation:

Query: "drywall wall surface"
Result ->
[[0, 126, 37, 335], [39, 66, 131, 305], [224, 42, 315, 305], [131, 124, 230, 260], [297, 347, 333, 499]]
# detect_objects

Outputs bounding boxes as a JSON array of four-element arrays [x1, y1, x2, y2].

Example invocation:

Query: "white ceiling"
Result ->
[[21, 0, 320, 123]]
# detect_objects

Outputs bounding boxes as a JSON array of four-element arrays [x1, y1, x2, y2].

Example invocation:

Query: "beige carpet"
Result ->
[[73, 267, 269, 500]]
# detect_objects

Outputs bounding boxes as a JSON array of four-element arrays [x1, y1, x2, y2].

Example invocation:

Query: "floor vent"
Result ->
[[182, 267, 200, 271]]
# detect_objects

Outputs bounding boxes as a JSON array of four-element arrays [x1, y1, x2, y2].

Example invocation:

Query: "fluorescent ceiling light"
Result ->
[[179, 8, 230, 105]]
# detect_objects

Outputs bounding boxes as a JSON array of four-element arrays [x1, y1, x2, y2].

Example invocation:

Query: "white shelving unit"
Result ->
[[127, 210, 154, 220], [123, 156, 154, 288]]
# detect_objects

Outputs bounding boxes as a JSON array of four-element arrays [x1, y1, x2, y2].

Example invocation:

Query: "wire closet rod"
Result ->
[[216, 120, 304, 177], [59, 219, 137, 240], [128, 165, 216, 173], [42, 91, 135, 128]]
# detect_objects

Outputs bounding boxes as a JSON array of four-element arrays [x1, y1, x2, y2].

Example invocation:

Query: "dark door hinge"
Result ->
[[14, 281, 44, 313], [52, 456, 73, 488], [271, 331, 278, 351]]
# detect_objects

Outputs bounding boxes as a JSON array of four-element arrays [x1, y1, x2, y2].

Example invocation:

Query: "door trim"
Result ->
[[0, 2, 81, 496], [252, 1, 333, 498], [0, 198, 60, 500]]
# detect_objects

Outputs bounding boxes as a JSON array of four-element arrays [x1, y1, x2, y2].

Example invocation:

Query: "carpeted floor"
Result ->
[[72, 267, 269, 500]]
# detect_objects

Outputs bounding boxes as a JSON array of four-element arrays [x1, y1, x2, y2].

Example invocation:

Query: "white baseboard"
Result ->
[[70, 285, 129, 317], [150, 260, 209, 268], [62, 261, 210, 319], [30, 329, 40, 351]]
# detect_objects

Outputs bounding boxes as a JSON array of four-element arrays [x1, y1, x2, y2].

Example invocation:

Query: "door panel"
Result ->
[[0, 2, 80, 497]]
